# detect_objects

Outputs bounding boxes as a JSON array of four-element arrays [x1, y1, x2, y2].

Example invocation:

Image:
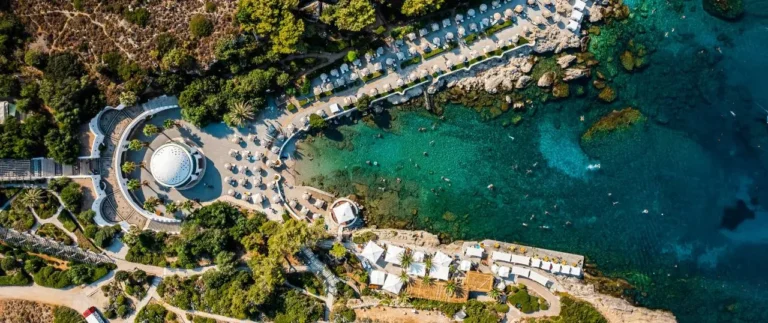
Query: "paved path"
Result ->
[[506, 277, 562, 320]]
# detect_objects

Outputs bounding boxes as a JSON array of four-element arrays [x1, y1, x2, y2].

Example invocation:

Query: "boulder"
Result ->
[[516, 75, 532, 89], [558, 55, 577, 69], [620, 50, 635, 71], [598, 86, 617, 102], [563, 68, 590, 81], [521, 61, 534, 74], [703, 0, 744, 20], [538, 71, 556, 87]]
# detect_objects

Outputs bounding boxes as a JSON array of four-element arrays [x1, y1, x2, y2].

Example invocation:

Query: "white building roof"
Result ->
[[528, 271, 551, 287], [465, 246, 484, 257], [574, 0, 587, 11], [531, 258, 542, 267], [511, 255, 531, 266], [150, 143, 194, 187], [560, 265, 572, 274], [370, 270, 387, 285], [408, 262, 427, 277], [383, 273, 404, 294], [430, 265, 450, 280], [361, 241, 384, 263], [385, 245, 405, 265], [459, 260, 472, 271], [551, 263, 562, 273], [512, 266, 530, 277], [333, 202, 356, 224], [498, 266, 510, 278], [433, 251, 453, 267], [491, 251, 512, 263], [541, 261, 552, 270]]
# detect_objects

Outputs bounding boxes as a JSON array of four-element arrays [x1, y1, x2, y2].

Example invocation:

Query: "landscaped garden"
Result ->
[[36, 223, 73, 245]]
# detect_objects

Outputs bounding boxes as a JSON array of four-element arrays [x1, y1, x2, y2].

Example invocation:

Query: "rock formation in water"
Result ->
[[703, 0, 744, 20]]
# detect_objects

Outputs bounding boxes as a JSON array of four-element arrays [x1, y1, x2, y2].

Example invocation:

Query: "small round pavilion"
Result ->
[[329, 198, 360, 227], [149, 141, 206, 190]]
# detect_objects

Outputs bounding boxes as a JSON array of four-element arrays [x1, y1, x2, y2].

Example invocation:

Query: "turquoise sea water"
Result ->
[[294, 0, 768, 321]]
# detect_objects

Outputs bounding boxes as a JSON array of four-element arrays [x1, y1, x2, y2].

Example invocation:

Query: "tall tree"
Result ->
[[323, 0, 376, 32], [401, 0, 445, 16], [224, 101, 255, 128]]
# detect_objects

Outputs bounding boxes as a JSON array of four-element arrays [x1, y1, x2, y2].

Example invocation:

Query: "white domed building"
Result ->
[[149, 141, 206, 190]]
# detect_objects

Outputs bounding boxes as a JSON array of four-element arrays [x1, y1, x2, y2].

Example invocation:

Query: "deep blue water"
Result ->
[[294, 0, 768, 321]]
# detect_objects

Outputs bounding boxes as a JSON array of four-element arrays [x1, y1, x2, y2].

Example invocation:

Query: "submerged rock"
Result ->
[[582, 107, 645, 141], [553, 83, 570, 98], [598, 86, 617, 102], [703, 0, 744, 20], [558, 55, 577, 69], [620, 50, 636, 71], [563, 68, 590, 81]]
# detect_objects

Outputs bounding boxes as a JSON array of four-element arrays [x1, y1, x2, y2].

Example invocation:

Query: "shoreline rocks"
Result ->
[[538, 71, 557, 87]]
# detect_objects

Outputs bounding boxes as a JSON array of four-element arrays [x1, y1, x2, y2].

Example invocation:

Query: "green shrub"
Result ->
[[351, 231, 378, 244], [58, 212, 78, 232], [373, 25, 387, 35], [60, 182, 83, 213], [76, 210, 96, 225], [33, 266, 72, 288], [190, 14, 214, 38], [124, 7, 150, 27], [0, 271, 31, 286], [53, 306, 85, 323], [204, 1, 217, 12]]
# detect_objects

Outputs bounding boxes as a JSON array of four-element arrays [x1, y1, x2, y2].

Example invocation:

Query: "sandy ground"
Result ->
[[79, 123, 95, 157], [0, 299, 56, 323], [354, 306, 452, 323]]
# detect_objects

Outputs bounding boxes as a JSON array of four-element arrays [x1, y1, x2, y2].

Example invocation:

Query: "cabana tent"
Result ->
[[383, 274, 404, 294], [512, 266, 530, 277], [430, 265, 451, 280], [361, 241, 385, 263], [413, 251, 426, 263], [459, 260, 472, 271], [511, 255, 531, 266], [551, 263, 562, 273], [498, 266, 510, 278], [408, 262, 427, 277], [492, 251, 512, 262], [385, 245, 405, 265], [571, 10, 584, 21], [433, 251, 453, 267], [528, 271, 551, 287], [567, 20, 580, 32], [571, 266, 583, 277], [465, 246, 484, 257], [541, 261, 553, 270], [370, 270, 387, 285], [333, 202, 356, 224], [574, 0, 586, 10], [531, 258, 542, 268]]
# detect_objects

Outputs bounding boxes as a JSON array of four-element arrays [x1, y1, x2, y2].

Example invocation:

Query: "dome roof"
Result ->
[[150, 143, 193, 187]]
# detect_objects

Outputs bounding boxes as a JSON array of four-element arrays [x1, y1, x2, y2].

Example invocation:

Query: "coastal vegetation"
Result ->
[[582, 108, 645, 142], [135, 303, 175, 323], [527, 294, 607, 323]]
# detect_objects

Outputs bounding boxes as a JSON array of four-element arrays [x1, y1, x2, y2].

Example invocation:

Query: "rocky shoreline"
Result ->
[[359, 229, 677, 323]]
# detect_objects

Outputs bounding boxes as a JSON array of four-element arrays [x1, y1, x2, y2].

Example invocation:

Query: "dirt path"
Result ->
[[354, 306, 452, 323]]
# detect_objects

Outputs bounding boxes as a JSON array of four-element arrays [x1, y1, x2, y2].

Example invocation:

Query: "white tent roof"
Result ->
[[383, 274, 404, 294], [370, 270, 387, 285], [492, 251, 512, 262], [413, 251, 426, 263], [528, 271, 551, 287], [511, 255, 531, 266], [567, 20, 580, 32], [541, 261, 552, 270], [531, 258, 542, 268], [560, 265, 572, 274], [570, 10, 584, 21], [571, 266, 583, 277], [361, 241, 385, 263], [433, 251, 453, 267], [574, 0, 587, 11], [498, 266, 510, 278], [329, 103, 342, 114], [459, 260, 472, 271], [408, 262, 427, 277], [430, 265, 450, 280], [466, 246, 484, 257], [333, 202, 356, 224], [551, 263, 562, 273], [385, 245, 405, 265], [512, 266, 530, 277]]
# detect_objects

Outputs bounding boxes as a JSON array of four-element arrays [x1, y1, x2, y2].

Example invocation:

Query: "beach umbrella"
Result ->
[[505, 8, 514, 18], [494, 12, 502, 21], [313, 87, 322, 96], [541, 0, 551, 4], [272, 195, 281, 203], [253, 176, 262, 185], [396, 78, 404, 87], [409, 47, 417, 55], [470, 23, 478, 31], [302, 192, 311, 200], [420, 69, 428, 78], [323, 82, 333, 92], [480, 4, 487, 12], [320, 73, 328, 81], [515, 5, 524, 13], [349, 72, 359, 81], [534, 16, 547, 25], [407, 32, 417, 41], [228, 189, 235, 196], [492, 0, 500, 8], [433, 37, 441, 46], [225, 176, 232, 184], [383, 83, 392, 92], [482, 18, 490, 27], [336, 78, 345, 87], [445, 32, 454, 41], [340, 63, 349, 73], [289, 200, 298, 208], [431, 23, 440, 31], [409, 72, 418, 82], [458, 55, 466, 62], [330, 69, 339, 77], [377, 47, 385, 56], [542, 10, 553, 18], [445, 59, 453, 68], [432, 65, 440, 73], [456, 14, 464, 22], [468, 8, 476, 17], [369, 88, 378, 96], [458, 26, 466, 36]]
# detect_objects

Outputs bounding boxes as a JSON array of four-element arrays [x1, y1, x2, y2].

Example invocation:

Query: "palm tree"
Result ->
[[143, 197, 160, 212], [126, 179, 141, 191], [180, 200, 195, 213], [165, 201, 179, 214], [421, 274, 433, 286], [21, 188, 44, 208], [163, 119, 177, 130], [424, 256, 433, 272], [444, 279, 458, 297], [225, 101, 255, 128], [398, 271, 411, 286], [489, 287, 503, 303], [121, 161, 137, 174], [128, 139, 151, 151], [143, 124, 160, 137], [399, 250, 413, 269]]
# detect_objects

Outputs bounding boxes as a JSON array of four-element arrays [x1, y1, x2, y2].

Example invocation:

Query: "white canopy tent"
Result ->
[[329, 103, 342, 114], [492, 251, 512, 263], [383, 274, 404, 294], [498, 266, 511, 278], [333, 202, 356, 224], [413, 251, 426, 263], [570, 10, 584, 21], [433, 251, 453, 267], [528, 271, 551, 287], [574, 0, 586, 11], [531, 258, 542, 268], [430, 265, 450, 280], [512, 266, 530, 277], [465, 246, 484, 258], [541, 261, 553, 270], [370, 270, 387, 285], [361, 241, 385, 263], [571, 266, 583, 277], [511, 255, 531, 266], [567, 20, 580, 32], [551, 263, 562, 273], [385, 245, 405, 265], [560, 265, 572, 275], [459, 260, 472, 271]]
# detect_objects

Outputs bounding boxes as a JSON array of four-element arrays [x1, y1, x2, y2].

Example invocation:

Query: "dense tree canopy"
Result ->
[[401, 0, 445, 16], [321, 0, 377, 32], [237, 0, 305, 55]]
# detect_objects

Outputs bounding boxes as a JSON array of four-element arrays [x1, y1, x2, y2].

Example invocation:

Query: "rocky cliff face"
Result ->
[[555, 276, 678, 323]]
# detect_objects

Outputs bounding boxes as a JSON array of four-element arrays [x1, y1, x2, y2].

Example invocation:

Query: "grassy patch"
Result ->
[[286, 104, 297, 112], [423, 43, 456, 60], [400, 55, 422, 69], [485, 19, 514, 35], [37, 224, 74, 245], [463, 33, 479, 45], [361, 71, 384, 83], [528, 294, 607, 323], [298, 98, 313, 107], [58, 211, 78, 232]]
